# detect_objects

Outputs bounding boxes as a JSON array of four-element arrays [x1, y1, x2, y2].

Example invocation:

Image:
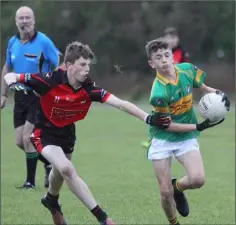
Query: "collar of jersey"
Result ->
[[62, 70, 69, 84], [156, 66, 179, 86], [61, 70, 83, 92], [16, 29, 38, 42]]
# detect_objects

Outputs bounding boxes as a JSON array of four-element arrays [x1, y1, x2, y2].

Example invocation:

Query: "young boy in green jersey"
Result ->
[[145, 38, 230, 225]]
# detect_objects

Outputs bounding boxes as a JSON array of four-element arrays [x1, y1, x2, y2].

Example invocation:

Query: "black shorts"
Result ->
[[30, 124, 76, 154], [13, 92, 39, 128]]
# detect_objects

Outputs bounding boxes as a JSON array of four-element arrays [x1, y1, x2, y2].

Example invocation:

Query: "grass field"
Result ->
[[1, 104, 235, 225]]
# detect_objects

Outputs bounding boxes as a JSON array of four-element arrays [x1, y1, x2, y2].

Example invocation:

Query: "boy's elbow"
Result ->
[[106, 95, 126, 110]]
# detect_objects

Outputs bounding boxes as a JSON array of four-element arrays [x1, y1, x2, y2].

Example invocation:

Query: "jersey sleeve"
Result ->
[[191, 64, 206, 88], [89, 86, 111, 103], [43, 37, 60, 69], [5, 38, 14, 68], [18, 70, 61, 95]]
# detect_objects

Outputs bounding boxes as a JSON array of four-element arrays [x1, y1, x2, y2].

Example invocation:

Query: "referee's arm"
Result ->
[[43, 37, 60, 70], [1, 64, 11, 96]]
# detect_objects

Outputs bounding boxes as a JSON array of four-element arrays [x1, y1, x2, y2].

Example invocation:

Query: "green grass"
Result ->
[[1, 104, 235, 224]]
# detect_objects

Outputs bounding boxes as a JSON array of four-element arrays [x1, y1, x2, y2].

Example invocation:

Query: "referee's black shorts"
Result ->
[[13, 92, 39, 128]]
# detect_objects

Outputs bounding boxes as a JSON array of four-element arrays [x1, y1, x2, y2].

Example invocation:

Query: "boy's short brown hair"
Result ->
[[145, 37, 170, 59], [64, 41, 94, 64]]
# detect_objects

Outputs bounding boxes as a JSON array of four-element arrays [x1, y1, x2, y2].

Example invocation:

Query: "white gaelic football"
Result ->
[[199, 92, 227, 122]]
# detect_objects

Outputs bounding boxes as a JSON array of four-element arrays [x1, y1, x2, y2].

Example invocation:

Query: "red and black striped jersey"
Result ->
[[19, 69, 110, 128]]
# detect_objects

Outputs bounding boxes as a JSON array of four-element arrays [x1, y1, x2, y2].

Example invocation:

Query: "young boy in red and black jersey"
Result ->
[[5, 41, 170, 225]]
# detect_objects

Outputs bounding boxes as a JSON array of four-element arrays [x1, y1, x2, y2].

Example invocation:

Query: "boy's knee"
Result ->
[[16, 138, 24, 150], [15, 131, 24, 150], [23, 133, 35, 152], [159, 182, 174, 200], [190, 175, 205, 189], [60, 162, 76, 180]]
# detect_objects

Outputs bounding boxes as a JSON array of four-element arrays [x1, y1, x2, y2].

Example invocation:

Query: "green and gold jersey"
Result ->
[[149, 63, 206, 142]]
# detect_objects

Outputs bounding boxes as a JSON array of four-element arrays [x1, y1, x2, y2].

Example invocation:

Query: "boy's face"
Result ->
[[67, 57, 91, 82], [148, 48, 174, 74]]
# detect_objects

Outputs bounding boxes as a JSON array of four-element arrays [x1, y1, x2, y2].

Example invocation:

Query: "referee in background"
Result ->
[[1, 6, 60, 189]]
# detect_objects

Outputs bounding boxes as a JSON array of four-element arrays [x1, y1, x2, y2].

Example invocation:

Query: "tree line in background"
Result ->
[[1, 1, 235, 95]]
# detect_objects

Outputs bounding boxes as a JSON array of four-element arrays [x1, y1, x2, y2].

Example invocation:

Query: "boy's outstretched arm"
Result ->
[[104, 94, 171, 127], [166, 119, 224, 133]]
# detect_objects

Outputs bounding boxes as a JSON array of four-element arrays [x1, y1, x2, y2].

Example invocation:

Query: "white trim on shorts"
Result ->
[[147, 138, 199, 160]]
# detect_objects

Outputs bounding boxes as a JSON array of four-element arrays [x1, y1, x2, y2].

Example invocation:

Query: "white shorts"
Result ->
[[147, 138, 199, 160]]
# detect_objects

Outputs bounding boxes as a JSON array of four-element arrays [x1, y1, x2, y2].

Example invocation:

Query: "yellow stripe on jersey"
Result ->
[[154, 105, 170, 114], [195, 69, 204, 84], [156, 70, 179, 86], [155, 76, 167, 86], [170, 93, 192, 115]]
